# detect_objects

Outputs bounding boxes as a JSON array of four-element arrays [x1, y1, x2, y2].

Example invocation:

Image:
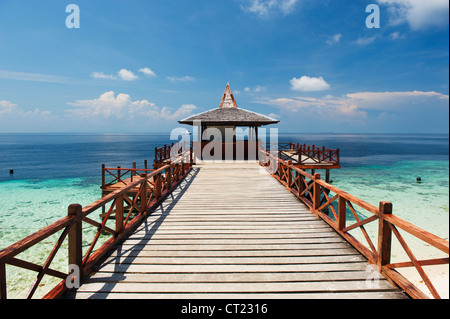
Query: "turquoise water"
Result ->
[[0, 133, 448, 298], [0, 177, 100, 249]]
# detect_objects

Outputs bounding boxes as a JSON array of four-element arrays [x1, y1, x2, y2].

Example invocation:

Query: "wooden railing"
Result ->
[[260, 150, 449, 299], [0, 151, 192, 299], [267, 143, 340, 167], [154, 141, 192, 166], [101, 161, 153, 188]]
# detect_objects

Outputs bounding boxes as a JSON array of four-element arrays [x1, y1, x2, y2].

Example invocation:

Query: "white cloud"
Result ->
[[260, 90, 449, 126], [244, 85, 267, 93], [389, 31, 405, 40], [377, 0, 449, 30], [167, 75, 195, 83], [66, 91, 196, 121], [91, 72, 117, 80], [243, 0, 300, 17], [355, 35, 379, 46], [138, 67, 157, 77], [117, 69, 138, 81], [0, 70, 69, 84], [0, 100, 18, 115], [91, 69, 140, 81], [290, 76, 330, 92], [326, 33, 342, 45]]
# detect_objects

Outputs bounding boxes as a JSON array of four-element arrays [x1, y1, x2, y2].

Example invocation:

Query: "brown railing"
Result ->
[[0, 151, 192, 299], [260, 150, 449, 299], [154, 141, 192, 166], [101, 161, 153, 188], [267, 143, 340, 167]]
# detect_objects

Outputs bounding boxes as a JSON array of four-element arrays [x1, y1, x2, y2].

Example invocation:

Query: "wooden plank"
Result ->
[[63, 162, 406, 300], [105, 248, 360, 258], [93, 262, 369, 273], [85, 271, 378, 283], [74, 280, 398, 294], [64, 291, 408, 300]]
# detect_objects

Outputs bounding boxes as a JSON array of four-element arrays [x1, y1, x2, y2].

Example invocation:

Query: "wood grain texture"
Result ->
[[64, 163, 407, 299]]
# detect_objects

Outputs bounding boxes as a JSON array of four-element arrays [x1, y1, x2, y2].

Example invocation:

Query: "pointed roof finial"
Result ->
[[219, 83, 238, 109]]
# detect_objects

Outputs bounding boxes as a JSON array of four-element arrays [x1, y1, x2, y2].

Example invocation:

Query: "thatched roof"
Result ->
[[178, 107, 279, 126], [178, 83, 279, 127]]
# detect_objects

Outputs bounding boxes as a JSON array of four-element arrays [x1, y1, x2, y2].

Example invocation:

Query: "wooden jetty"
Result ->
[[0, 84, 448, 299], [63, 162, 406, 299]]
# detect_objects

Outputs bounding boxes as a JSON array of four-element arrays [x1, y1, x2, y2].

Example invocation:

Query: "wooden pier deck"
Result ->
[[65, 163, 407, 299]]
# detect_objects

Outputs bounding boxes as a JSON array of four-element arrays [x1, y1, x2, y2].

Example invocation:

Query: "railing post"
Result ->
[[338, 196, 346, 230], [68, 204, 83, 279], [101, 164, 105, 188], [378, 202, 393, 271], [115, 195, 124, 234], [140, 178, 148, 214], [131, 162, 136, 181], [313, 173, 321, 211], [0, 261, 6, 299], [154, 174, 162, 200], [287, 161, 293, 190], [117, 166, 121, 182]]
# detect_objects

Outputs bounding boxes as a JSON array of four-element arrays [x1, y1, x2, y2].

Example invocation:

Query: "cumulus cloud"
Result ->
[[91, 68, 144, 81], [290, 76, 330, 92], [260, 90, 449, 127], [377, 0, 449, 30], [0, 99, 58, 132], [117, 69, 138, 81], [138, 67, 157, 78], [0, 100, 18, 115], [66, 91, 196, 121], [243, 0, 300, 17]]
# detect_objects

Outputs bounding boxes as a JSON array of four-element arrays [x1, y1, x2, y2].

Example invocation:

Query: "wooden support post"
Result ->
[[117, 166, 121, 182], [131, 162, 136, 181], [378, 202, 393, 271], [326, 169, 330, 183], [144, 160, 148, 170], [154, 174, 162, 200], [101, 164, 106, 216], [287, 161, 293, 190], [313, 173, 321, 211], [68, 204, 83, 279], [166, 167, 172, 190], [101, 164, 105, 188], [338, 196, 347, 230], [140, 180, 147, 214], [115, 195, 124, 234], [0, 261, 6, 299]]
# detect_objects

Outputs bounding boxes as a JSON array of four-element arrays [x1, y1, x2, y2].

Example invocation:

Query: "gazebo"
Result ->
[[178, 83, 279, 161]]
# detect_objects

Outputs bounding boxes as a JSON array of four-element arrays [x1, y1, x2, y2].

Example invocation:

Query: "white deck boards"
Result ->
[[65, 163, 407, 299]]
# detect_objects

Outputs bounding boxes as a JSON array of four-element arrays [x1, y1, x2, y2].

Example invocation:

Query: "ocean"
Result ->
[[0, 133, 448, 298]]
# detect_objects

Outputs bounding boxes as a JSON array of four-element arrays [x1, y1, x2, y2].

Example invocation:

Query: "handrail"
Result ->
[[267, 143, 340, 166], [259, 149, 449, 299], [0, 150, 192, 299]]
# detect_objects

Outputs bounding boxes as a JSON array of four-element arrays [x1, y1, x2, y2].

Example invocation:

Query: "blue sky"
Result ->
[[0, 0, 448, 133]]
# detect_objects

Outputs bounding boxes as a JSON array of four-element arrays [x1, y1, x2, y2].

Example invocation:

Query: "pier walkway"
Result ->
[[65, 163, 406, 299]]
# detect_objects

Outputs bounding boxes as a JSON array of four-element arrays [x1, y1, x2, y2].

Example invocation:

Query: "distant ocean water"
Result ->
[[0, 133, 448, 298]]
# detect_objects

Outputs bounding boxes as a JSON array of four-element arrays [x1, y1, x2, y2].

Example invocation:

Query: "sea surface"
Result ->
[[0, 133, 448, 298]]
